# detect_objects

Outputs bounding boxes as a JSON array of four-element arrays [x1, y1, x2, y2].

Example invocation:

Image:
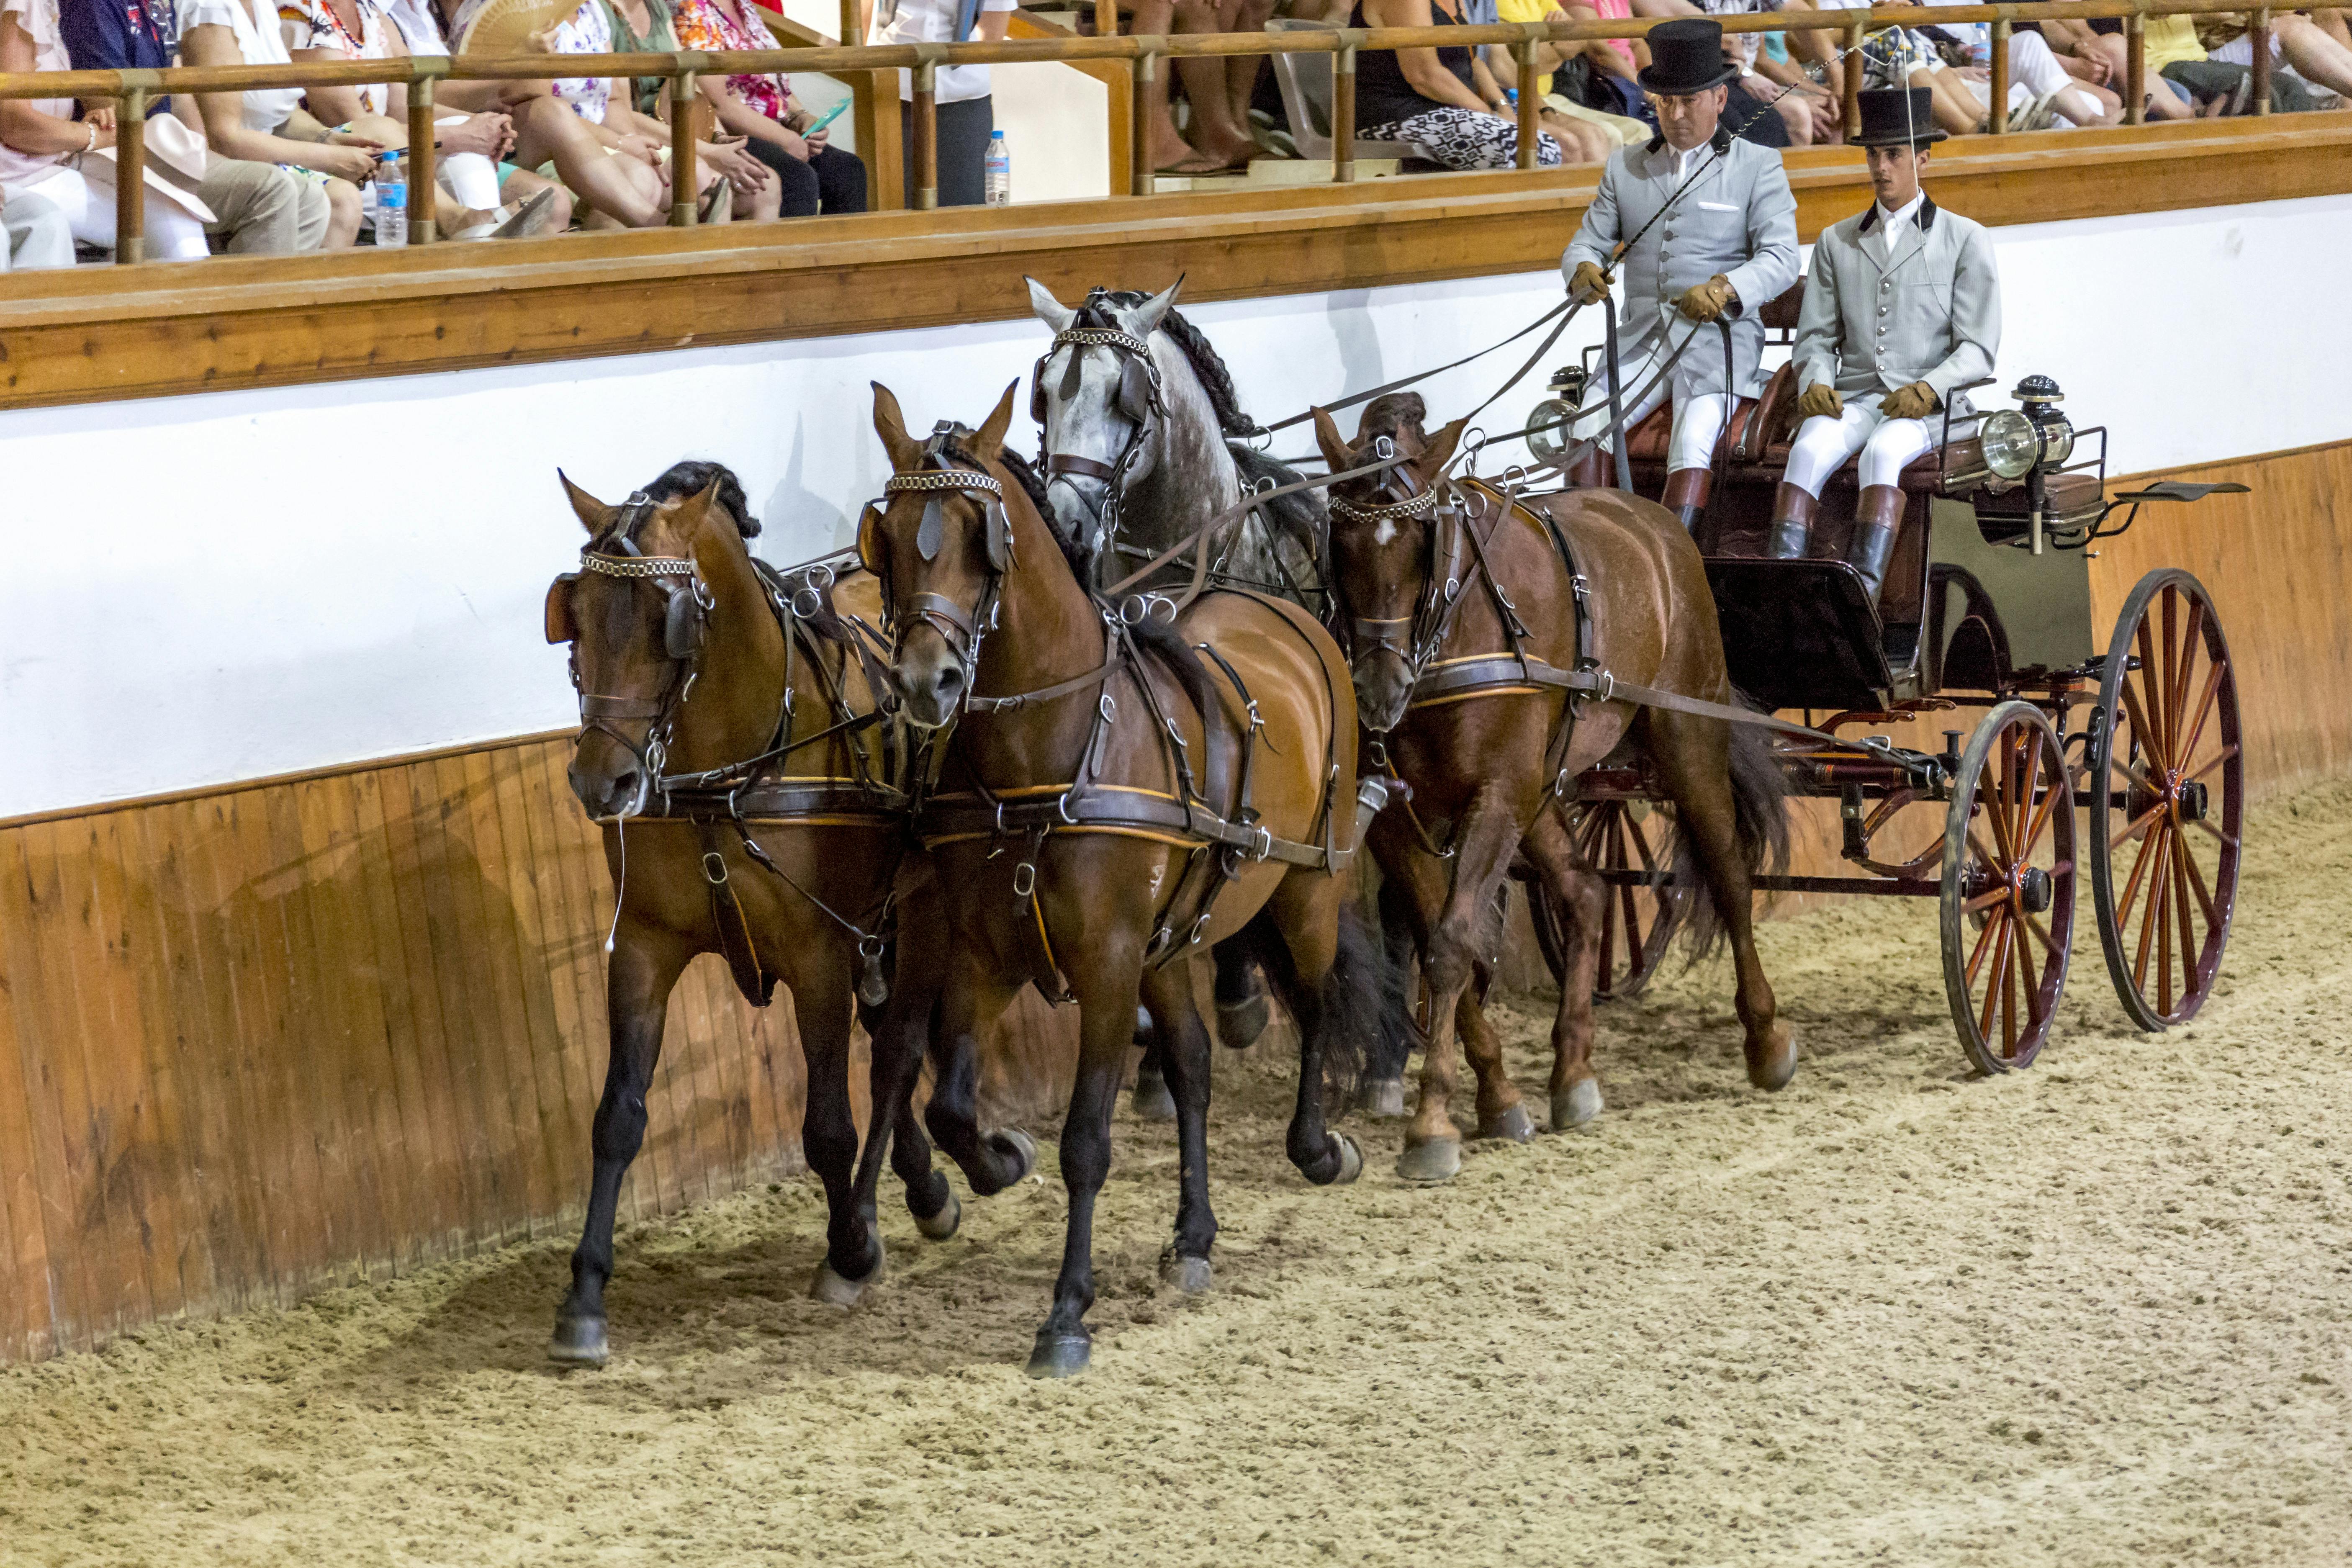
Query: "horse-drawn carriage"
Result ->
[[1521, 285, 2247, 1072]]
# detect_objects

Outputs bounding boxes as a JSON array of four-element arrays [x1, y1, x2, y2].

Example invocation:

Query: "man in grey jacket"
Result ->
[[1773, 85, 2002, 602], [1560, 18, 1799, 530]]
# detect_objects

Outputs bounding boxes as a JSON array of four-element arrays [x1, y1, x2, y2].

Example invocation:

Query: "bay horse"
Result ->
[[1310, 396, 1794, 1182], [544, 463, 1034, 1366], [864, 381, 1375, 1377], [1024, 277, 1331, 1070]]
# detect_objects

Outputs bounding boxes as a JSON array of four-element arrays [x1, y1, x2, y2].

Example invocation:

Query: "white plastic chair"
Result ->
[[1266, 17, 1428, 163]]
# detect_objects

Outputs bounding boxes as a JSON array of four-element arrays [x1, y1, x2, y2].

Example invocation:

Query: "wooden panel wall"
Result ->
[[0, 739, 1074, 1365]]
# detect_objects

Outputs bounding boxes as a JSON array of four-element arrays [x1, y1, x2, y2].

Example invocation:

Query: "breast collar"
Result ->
[[1859, 194, 1941, 234]]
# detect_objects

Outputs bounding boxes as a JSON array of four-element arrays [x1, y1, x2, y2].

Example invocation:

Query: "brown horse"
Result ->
[[544, 463, 1022, 1368], [864, 381, 1377, 1378], [1311, 396, 1794, 1182]]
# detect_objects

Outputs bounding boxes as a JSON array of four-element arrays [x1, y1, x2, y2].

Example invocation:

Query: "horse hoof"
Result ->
[[1476, 1103, 1537, 1143], [547, 1313, 609, 1368], [1215, 990, 1270, 1051], [1747, 1026, 1798, 1092], [1025, 1329, 1093, 1379], [1552, 1077, 1604, 1130], [1396, 1136, 1462, 1185], [913, 1188, 962, 1242], [1131, 1069, 1178, 1122], [809, 1247, 882, 1308], [1159, 1249, 1214, 1293], [992, 1127, 1039, 1184], [1357, 1077, 1408, 1118], [1333, 1132, 1365, 1185]]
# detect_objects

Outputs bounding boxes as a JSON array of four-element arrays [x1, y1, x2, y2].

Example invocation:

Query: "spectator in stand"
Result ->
[[285, 0, 570, 236], [1636, 0, 1843, 145], [0, 0, 219, 260], [862, 0, 1015, 206], [1120, 0, 1281, 175], [58, 0, 336, 253], [177, 0, 380, 246], [667, 0, 868, 216], [1351, 0, 1566, 167], [1485, 1, 1653, 155], [0, 183, 70, 268], [2198, 11, 2352, 104], [2021, 11, 2197, 120], [1917, 0, 2122, 129]]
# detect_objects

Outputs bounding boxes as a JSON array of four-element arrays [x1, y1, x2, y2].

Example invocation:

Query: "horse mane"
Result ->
[[938, 429, 1092, 582], [1075, 288, 1264, 438], [599, 459, 761, 550], [1355, 392, 1429, 450]]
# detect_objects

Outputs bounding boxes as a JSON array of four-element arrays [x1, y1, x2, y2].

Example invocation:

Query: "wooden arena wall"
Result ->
[[4, 438, 2344, 1365]]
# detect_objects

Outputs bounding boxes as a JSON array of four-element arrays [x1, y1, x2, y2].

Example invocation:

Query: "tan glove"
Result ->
[[1674, 274, 1738, 323], [1798, 382, 1843, 422], [1879, 380, 1940, 421], [1568, 260, 1610, 305]]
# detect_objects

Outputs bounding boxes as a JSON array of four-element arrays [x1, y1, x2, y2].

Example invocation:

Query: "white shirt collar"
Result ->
[[1873, 192, 1926, 235]]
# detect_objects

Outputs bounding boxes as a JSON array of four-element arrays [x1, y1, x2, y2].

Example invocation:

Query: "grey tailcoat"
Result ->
[[1794, 195, 2002, 413], [1559, 128, 1800, 399]]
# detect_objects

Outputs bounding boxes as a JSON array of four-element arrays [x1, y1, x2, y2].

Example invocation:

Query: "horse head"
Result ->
[[1025, 276, 1185, 557], [547, 467, 766, 817], [1311, 396, 1468, 735], [865, 379, 1025, 730]]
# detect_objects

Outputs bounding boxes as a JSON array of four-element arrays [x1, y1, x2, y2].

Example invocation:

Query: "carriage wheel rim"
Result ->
[[2090, 570, 2242, 1032], [1941, 700, 2077, 1074]]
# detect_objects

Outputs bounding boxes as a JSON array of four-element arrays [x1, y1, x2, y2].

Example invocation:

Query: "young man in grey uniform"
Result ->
[[1560, 17, 1799, 530], [1772, 85, 2002, 603]]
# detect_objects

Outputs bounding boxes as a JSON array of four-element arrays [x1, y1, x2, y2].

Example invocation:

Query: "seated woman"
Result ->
[[1488, 1, 1652, 161], [1352, 0, 1565, 169], [2200, 10, 2352, 103], [2032, 12, 2198, 120], [663, 0, 868, 216], [177, 0, 377, 247], [285, 0, 570, 235], [0, 0, 217, 261]]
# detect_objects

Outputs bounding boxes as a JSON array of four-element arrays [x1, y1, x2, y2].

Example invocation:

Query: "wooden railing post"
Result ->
[[2125, 10, 2146, 124], [840, 0, 860, 47], [1131, 39, 1160, 196], [1095, 0, 1116, 38], [1989, 17, 2010, 134], [406, 67, 439, 244], [1333, 36, 1357, 183], [113, 80, 149, 264], [1843, 21, 1864, 141], [2250, 8, 2272, 115], [670, 68, 700, 224], [1514, 29, 1540, 170], [913, 48, 940, 209]]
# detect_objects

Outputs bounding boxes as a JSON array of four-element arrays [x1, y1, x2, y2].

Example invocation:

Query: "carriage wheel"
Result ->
[[1940, 701, 2078, 1074], [2090, 570, 2243, 1031], [1532, 801, 1686, 1002]]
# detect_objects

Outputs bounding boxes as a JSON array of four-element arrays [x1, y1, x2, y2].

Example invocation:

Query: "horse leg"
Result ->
[[1521, 805, 1610, 1128], [550, 924, 692, 1366], [1211, 940, 1271, 1050], [1131, 1005, 1178, 1121], [922, 956, 1038, 1197], [1457, 960, 1535, 1143], [1029, 945, 1150, 1378], [1138, 958, 1217, 1293], [1401, 786, 1528, 1182], [1646, 710, 1794, 1089], [1360, 871, 1422, 1118], [1254, 879, 1367, 1188], [851, 981, 960, 1254], [798, 961, 889, 1306]]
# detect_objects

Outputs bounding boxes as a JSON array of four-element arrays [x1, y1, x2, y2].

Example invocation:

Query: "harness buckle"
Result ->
[[1249, 823, 1274, 861], [1012, 860, 1037, 899], [701, 851, 728, 885]]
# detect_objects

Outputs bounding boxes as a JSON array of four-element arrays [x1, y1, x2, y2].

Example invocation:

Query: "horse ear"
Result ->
[[1025, 275, 1077, 334], [1309, 406, 1352, 474], [1419, 416, 1469, 478], [681, 480, 738, 574], [1119, 275, 1184, 340], [558, 469, 613, 537], [973, 380, 1020, 463], [871, 382, 924, 474]]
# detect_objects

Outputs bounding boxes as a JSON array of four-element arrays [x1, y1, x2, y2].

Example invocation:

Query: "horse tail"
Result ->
[[1676, 697, 1792, 961], [1224, 891, 1375, 1110]]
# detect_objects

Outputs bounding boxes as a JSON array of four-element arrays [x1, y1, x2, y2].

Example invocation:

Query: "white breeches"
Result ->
[[2, 168, 210, 261], [1570, 347, 1733, 472], [1783, 403, 1935, 497]]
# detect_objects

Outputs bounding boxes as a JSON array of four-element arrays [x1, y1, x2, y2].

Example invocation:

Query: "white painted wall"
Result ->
[[8, 193, 2347, 820]]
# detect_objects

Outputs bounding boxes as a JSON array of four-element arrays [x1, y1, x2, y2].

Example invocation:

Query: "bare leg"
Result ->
[[320, 177, 362, 249], [497, 165, 575, 231], [2279, 13, 2352, 98], [1170, 0, 1263, 168], [1128, 0, 1201, 171], [1226, 0, 1280, 128], [509, 95, 667, 229]]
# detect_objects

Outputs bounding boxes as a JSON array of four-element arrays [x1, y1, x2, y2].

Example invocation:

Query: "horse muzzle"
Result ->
[[892, 627, 968, 730], [1351, 650, 1416, 736], [568, 730, 654, 820]]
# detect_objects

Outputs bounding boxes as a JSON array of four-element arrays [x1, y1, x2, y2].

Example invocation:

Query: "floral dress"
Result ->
[[671, 0, 791, 123], [279, 0, 398, 116]]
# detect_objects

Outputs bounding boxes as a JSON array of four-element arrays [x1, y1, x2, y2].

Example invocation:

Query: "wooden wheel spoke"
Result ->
[[2131, 825, 2173, 992], [2021, 746, 2064, 855], [2167, 597, 2205, 757], [2158, 590, 2180, 766], [2013, 730, 2044, 861], [2116, 816, 2162, 931], [2185, 815, 2240, 850], [2109, 795, 2167, 851], [1980, 758, 2018, 864], [2187, 744, 2240, 787], [1978, 914, 2014, 1041], [1968, 827, 2007, 882], [2178, 838, 2220, 928], [2171, 833, 2200, 1000], [1964, 902, 2004, 988], [2021, 908, 2058, 959], [1964, 884, 2009, 913], [2176, 655, 2228, 773], [2001, 917, 2021, 1058], [2133, 612, 2164, 765]]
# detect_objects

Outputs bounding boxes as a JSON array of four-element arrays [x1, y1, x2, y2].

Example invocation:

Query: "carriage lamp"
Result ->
[[1525, 364, 1591, 466], [1979, 375, 2075, 481]]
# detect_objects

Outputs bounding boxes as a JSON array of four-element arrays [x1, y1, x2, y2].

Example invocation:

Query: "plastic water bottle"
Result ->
[[1504, 87, 1519, 110], [376, 150, 408, 247], [984, 131, 1010, 207]]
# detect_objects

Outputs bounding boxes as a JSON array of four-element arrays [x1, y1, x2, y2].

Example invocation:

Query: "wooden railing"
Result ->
[[0, 0, 2330, 258]]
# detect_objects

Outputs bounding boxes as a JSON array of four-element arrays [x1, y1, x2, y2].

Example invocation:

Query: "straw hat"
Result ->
[[85, 113, 218, 224], [458, 0, 585, 55]]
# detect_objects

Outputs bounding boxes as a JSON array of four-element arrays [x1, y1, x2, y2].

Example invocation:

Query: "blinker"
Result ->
[[918, 496, 946, 561], [1117, 355, 1154, 426], [544, 573, 579, 645], [663, 586, 705, 660]]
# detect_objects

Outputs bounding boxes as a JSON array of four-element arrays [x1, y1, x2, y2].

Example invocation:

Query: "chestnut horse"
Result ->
[[1311, 398, 1794, 1182], [545, 464, 1029, 1366], [863, 382, 1376, 1377]]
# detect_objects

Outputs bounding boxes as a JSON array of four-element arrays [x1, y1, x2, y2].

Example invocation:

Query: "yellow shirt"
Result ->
[[1496, 0, 1557, 96], [2145, 14, 2207, 72]]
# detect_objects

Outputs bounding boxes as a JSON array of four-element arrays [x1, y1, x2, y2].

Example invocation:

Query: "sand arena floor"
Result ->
[[4, 786, 2350, 1567]]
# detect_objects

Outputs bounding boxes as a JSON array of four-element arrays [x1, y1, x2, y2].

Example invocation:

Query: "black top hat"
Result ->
[[1636, 18, 1739, 95], [1852, 85, 1948, 147]]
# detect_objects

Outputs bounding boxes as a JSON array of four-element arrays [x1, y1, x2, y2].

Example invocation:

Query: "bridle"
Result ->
[[1031, 303, 1165, 560], [1326, 439, 1470, 728], [858, 427, 1020, 721], [546, 492, 714, 819]]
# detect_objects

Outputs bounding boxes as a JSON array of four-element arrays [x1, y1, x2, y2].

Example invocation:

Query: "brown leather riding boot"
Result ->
[[1661, 467, 1711, 533], [1846, 484, 1906, 604], [1766, 482, 1815, 560]]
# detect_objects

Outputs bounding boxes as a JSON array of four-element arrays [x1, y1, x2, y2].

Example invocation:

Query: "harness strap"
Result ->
[[581, 693, 667, 721], [1046, 454, 1121, 481], [694, 822, 778, 1006]]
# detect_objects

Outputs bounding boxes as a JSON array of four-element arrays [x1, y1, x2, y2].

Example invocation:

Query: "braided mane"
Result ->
[[938, 429, 1091, 581], [1074, 288, 1264, 438]]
